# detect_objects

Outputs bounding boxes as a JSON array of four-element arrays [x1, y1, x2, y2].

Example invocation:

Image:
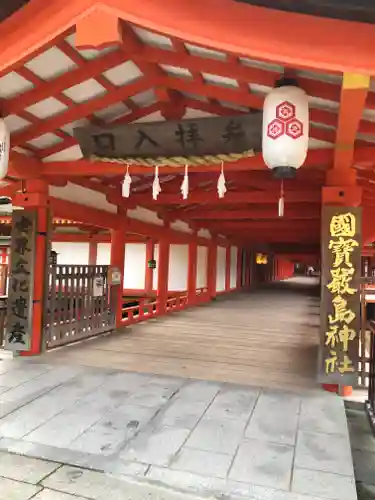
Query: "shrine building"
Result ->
[[1, 0, 375, 403]]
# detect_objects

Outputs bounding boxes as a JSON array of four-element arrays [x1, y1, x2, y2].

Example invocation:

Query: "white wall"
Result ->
[[97, 243, 110, 265], [216, 246, 226, 292], [124, 243, 146, 290], [197, 246, 208, 288], [52, 242, 89, 265], [168, 244, 188, 292], [230, 246, 238, 289]]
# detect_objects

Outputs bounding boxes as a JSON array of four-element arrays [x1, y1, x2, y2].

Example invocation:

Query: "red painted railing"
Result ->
[[121, 287, 209, 326]]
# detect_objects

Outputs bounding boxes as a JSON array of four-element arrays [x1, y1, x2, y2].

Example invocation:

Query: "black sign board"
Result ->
[[5, 210, 37, 351], [74, 112, 262, 159], [318, 206, 362, 386]]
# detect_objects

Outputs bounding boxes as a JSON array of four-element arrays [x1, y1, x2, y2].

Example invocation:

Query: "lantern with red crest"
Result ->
[[262, 78, 309, 179]]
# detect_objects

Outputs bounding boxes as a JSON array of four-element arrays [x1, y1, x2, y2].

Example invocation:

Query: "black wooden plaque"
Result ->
[[318, 206, 362, 386], [74, 112, 262, 159], [5, 210, 37, 351]]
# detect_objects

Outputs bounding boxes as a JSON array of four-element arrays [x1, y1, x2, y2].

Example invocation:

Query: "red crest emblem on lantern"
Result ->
[[266, 100, 303, 141]]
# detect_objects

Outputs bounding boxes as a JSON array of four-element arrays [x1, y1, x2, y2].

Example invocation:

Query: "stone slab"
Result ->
[[245, 391, 300, 446], [229, 438, 294, 490], [184, 415, 246, 455], [295, 430, 353, 476], [292, 467, 357, 500], [0, 476, 41, 500], [170, 447, 232, 478], [0, 451, 60, 484], [120, 425, 191, 466], [33, 490, 88, 500]]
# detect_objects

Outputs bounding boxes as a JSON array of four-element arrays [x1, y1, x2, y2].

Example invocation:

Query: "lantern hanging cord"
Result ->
[[90, 149, 255, 167]]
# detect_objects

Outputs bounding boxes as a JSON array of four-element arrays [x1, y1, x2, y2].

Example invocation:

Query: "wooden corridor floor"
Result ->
[[41, 277, 321, 391]]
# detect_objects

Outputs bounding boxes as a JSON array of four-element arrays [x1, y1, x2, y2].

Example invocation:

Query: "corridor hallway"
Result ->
[[43, 277, 321, 391]]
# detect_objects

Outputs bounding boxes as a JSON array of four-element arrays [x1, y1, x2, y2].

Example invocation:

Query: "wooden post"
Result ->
[[145, 239, 154, 294], [225, 246, 231, 291], [245, 250, 252, 287], [12, 179, 51, 356], [188, 239, 198, 305], [110, 214, 127, 328], [321, 183, 362, 397], [207, 242, 217, 300], [88, 240, 97, 265], [157, 238, 170, 314]]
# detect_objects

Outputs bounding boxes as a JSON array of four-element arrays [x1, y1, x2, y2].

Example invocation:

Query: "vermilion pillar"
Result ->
[[88, 240, 97, 265], [207, 241, 217, 300], [110, 214, 127, 328], [188, 238, 198, 305], [145, 239, 154, 294], [225, 246, 231, 292], [14, 179, 50, 356], [157, 238, 170, 314]]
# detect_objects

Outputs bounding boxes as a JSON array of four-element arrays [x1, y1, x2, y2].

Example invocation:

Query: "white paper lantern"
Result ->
[[0, 119, 10, 180], [262, 84, 309, 178]]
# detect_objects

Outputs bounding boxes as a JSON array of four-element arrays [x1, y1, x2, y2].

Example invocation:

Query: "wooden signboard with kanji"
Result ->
[[318, 206, 362, 386], [74, 112, 262, 159], [5, 210, 37, 351]]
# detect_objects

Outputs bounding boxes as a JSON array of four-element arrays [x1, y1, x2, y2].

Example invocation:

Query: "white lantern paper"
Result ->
[[262, 85, 309, 178], [0, 119, 9, 180]]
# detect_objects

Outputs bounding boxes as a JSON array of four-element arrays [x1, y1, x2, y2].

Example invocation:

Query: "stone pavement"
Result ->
[[0, 359, 357, 499]]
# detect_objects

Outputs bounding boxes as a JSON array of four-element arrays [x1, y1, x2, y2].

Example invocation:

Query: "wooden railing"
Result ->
[[121, 287, 209, 326], [366, 321, 375, 435]]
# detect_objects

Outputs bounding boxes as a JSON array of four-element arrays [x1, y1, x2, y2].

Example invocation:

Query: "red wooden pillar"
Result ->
[[225, 246, 231, 292], [157, 238, 170, 314], [110, 215, 127, 328], [14, 179, 50, 356], [88, 240, 97, 265], [236, 247, 242, 290], [145, 239, 154, 294], [188, 239, 198, 305], [207, 242, 217, 300]]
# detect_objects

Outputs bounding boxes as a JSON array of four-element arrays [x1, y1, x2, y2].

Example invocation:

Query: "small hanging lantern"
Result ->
[[152, 165, 161, 200], [181, 164, 189, 200], [217, 161, 227, 198], [122, 164, 132, 198], [0, 119, 10, 180], [262, 77, 309, 179]]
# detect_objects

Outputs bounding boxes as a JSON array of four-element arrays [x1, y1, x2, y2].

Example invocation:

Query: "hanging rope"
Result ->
[[90, 149, 255, 167]]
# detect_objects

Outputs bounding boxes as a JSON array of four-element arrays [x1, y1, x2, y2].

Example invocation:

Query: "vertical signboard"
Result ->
[[318, 207, 362, 385], [5, 210, 37, 351]]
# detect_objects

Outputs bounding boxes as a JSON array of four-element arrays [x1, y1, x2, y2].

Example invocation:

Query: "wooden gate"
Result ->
[[44, 265, 115, 349]]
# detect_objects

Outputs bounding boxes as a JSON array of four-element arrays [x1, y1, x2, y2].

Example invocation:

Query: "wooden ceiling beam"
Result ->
[[12, 78, 153, 147], [126, 190, 321, 205], [172, 208, 320, 220]]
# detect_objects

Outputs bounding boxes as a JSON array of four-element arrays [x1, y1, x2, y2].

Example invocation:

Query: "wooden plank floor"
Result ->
[[41, 277, 321, 391]]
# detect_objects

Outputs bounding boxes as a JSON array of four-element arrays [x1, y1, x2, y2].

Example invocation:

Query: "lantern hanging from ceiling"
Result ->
[[262, 79, 309, 179], [0, 119, 9, 180]]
